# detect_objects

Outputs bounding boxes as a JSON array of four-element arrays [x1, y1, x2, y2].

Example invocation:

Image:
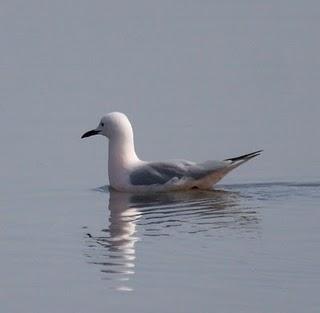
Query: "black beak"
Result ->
[[81, 129, 100, 139]]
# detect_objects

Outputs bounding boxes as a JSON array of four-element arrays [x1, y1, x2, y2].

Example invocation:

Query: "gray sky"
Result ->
[[1, 1, 319, 189]]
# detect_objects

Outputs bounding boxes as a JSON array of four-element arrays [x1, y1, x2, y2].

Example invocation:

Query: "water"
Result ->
[[1, 182, 319, 312]]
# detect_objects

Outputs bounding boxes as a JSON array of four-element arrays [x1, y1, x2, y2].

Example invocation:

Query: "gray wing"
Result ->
[[130, 160, 228, 186]]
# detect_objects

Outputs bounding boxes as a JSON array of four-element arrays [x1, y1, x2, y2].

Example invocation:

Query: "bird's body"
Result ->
[[82, 112, 262, 192]]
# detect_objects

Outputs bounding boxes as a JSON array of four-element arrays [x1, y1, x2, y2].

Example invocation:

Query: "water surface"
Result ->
[[2, 182, 319, 312]]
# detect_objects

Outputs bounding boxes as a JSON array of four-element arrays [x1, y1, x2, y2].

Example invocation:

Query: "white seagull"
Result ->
[[81, 112, 262, 192]]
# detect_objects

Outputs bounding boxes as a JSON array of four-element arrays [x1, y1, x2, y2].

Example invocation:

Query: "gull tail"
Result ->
[[223, 149, 263, 173], [225, 149, 263, 164], [193, 150, 263, 189]]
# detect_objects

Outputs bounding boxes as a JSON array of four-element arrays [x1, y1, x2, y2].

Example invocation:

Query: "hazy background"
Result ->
[[1, 1, 319, 189], [1, 2, 320, 313]]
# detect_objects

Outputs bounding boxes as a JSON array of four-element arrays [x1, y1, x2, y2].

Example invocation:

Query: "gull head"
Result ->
[[81, 112, 133, 140]]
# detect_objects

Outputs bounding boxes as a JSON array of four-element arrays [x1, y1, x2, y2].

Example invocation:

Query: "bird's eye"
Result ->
[[101, 123, 104, 127]]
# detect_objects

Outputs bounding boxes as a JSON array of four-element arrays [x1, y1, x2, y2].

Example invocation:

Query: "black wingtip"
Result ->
[[225, 149, 263, 162]]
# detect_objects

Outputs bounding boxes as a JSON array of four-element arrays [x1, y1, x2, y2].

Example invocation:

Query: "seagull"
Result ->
[[81, 112, 262, 192]]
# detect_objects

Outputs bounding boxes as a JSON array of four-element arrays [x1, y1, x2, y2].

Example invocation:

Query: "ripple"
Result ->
[[84, 188, 261, 291]]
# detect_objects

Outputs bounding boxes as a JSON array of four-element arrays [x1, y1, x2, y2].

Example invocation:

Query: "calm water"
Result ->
[[1, 181, 319, 312]]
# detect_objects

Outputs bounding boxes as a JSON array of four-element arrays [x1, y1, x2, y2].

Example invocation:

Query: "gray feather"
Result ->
[[130, 160, 228, 186]]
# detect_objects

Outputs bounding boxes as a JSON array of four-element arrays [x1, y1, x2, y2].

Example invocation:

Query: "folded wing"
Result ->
[[130, 160, 228, 186]]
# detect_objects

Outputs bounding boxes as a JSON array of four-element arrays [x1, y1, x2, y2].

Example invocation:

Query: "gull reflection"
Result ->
[[85, 190, 141, 292], [85, 188, 259, 291]]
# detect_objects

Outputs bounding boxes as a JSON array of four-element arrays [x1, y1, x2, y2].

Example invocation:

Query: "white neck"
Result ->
[[108, 130, 139, 188], [108, 134, 138, 164]]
